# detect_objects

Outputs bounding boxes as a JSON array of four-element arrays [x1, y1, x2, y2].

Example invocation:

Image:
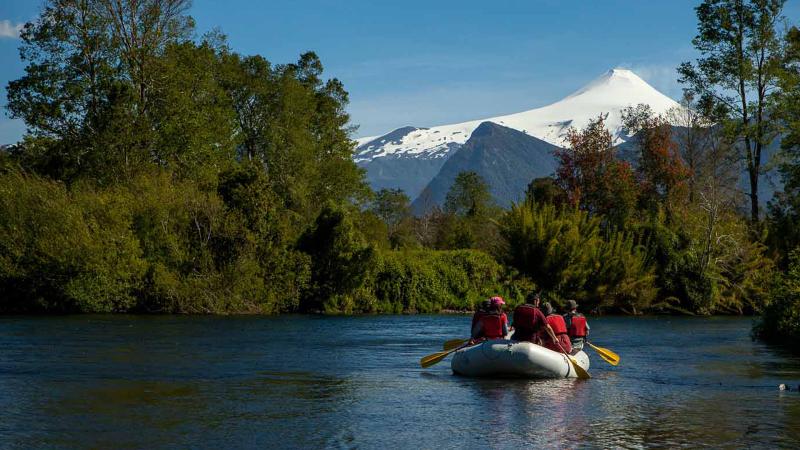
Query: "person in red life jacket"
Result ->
[[563, 299, 589, 351], [542, 302, 572, 354], [510, 292, 559, 346], [471, 296, 508, 341], [470, 299, 492, 330]]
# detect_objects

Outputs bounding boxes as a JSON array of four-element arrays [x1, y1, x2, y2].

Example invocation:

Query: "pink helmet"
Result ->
[[490, 296, 505, 307]]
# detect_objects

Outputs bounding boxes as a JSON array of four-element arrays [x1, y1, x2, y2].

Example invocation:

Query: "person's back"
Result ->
[[474, 312, 507, 340], [544, 312, 572, 354], [563, 300, 589, 351], [511, 293, 547, 343], [471, 297, 508, 340], [470, 299, 492, 330]]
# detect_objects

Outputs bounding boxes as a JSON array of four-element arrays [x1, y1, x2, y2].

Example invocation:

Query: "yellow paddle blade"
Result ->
[[420, 350, 451, 368], [568, 356, 591, 379], [588, 342, 620, 366], [443, 338, 468, 351]]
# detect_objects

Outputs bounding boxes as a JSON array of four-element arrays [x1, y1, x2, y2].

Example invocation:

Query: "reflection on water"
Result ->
[[0, 315, 798, 448]]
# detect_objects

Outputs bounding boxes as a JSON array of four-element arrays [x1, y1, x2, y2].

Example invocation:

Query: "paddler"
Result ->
[[563, 300, 590, 351], [471, 296, 508, 341], [470, 298, 492, 330], [510, 292, 559, 347], [542, 302, 572, 354]]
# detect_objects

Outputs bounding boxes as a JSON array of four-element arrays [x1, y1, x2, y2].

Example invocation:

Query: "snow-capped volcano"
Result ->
[[354, 68, 684, 201], [355, 68, 681, 163]]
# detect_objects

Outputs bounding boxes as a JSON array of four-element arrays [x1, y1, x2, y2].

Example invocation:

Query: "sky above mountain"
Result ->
[[1, 0, 799, 144]]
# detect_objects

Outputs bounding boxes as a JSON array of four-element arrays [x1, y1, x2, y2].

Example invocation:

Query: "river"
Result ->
[[0, 315, 798, 449]]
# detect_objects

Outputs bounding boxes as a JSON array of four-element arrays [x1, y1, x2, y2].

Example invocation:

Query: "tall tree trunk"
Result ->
[[749, 165, 759, 222]]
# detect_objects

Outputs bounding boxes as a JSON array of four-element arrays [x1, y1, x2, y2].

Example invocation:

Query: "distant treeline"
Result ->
[[1, 1, 800, 346]]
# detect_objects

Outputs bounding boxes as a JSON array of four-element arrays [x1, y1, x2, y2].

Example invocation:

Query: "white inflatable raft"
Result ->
[[451, 339, 590, 378]]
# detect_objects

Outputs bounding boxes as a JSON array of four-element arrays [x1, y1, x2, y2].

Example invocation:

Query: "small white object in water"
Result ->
[[779, 384, 789, 391]]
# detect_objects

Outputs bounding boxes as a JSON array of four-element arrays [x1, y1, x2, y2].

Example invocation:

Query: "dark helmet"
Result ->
[[567, 300, 578, 310], [526, 291, 541, 304], [480, 299, 492, 311]]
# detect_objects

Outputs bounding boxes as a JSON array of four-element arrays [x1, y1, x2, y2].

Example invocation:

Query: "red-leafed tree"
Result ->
[[555, 115, 638, 227], [622, 104, 691, 215]]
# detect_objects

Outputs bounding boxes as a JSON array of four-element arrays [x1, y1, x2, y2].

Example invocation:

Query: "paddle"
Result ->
[[443, 338, 468, 351], [556, 341, 590, 379], [420, 341, 472, 368], [587, 341, 620, 366]]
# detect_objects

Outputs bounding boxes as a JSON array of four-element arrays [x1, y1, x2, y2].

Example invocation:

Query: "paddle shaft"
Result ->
[[443, 338, 469, 351], [420, 341, 473, 368], [556, 340, 590, 379]]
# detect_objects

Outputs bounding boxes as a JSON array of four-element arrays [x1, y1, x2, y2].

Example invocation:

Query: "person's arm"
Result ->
[[471, 320, 483, 339], [545, 324, 558, 344], [502, 320, 509, 337]]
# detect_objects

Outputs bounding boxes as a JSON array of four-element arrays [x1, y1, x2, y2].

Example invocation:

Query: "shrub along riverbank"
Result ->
[[0, 169, 520, 314]]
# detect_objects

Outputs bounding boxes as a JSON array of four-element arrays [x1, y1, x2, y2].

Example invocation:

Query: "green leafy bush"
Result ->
[[0, 172, 144, 312], [358, 249, 519, 314], [755, 249, 800, 344], [0, 169, 311, 314], [498, 201, 657, 312], [297, 203, 375, 313]]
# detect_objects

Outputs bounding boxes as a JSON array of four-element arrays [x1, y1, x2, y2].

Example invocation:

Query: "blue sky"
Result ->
[[1, 0, 798, 143]]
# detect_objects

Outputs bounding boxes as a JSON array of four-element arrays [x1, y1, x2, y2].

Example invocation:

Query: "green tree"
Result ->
[[297, 203, 375, 312], [444, 171, 494, 218], [150, 40, 238, 180], [372, 189, 411, 229], [6, 0, 120, 180], [756, 248, 800, 343], [440, 171, 501, 252], [524, 177, 565, 206], [768, 27, 800, 264], [678, 0, 787, 222], [219, 51, 368, 217], [370, 188, 417, 248], [4, 0, 240, 184]]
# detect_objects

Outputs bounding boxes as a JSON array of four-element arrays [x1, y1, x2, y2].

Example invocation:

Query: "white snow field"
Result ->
[[354, 68, 682, 162]]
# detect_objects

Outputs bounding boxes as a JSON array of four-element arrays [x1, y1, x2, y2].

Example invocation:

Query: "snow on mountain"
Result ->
[[354, 68, 682, 163]]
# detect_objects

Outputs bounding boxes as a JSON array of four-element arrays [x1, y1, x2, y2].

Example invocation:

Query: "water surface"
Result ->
[[0, 315, 798, 448]]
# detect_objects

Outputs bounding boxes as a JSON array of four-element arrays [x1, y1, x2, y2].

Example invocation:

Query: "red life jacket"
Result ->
[[513, 305, 545, 332], [478, 313, 506, 339], [471, 310, 487, 329], [546, 314, 568, 335], [568, 314, 588, 339]]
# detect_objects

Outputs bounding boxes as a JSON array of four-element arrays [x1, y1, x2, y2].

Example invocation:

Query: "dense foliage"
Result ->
[[341, 250, 518, 314], [0, 0, 360, 313], [1, 0, 798, 334], [756, 250, 800, 343], [760, 25, 800, 343], [678, 0, 787, 222], [499, 202, 656, 312]]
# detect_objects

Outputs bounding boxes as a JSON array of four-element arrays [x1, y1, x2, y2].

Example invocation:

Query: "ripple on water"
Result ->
[[0, 315, 799, 448]]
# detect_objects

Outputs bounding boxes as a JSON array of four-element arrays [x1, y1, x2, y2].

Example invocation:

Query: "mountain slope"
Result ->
[[354, 68, 682, 198], [355, 68, 681, 161], [355, 126, 459, 199], [411, 121, 559, 213]]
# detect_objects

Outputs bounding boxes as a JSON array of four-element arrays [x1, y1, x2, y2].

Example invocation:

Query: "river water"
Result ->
[[0, 315, 798, 449]]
